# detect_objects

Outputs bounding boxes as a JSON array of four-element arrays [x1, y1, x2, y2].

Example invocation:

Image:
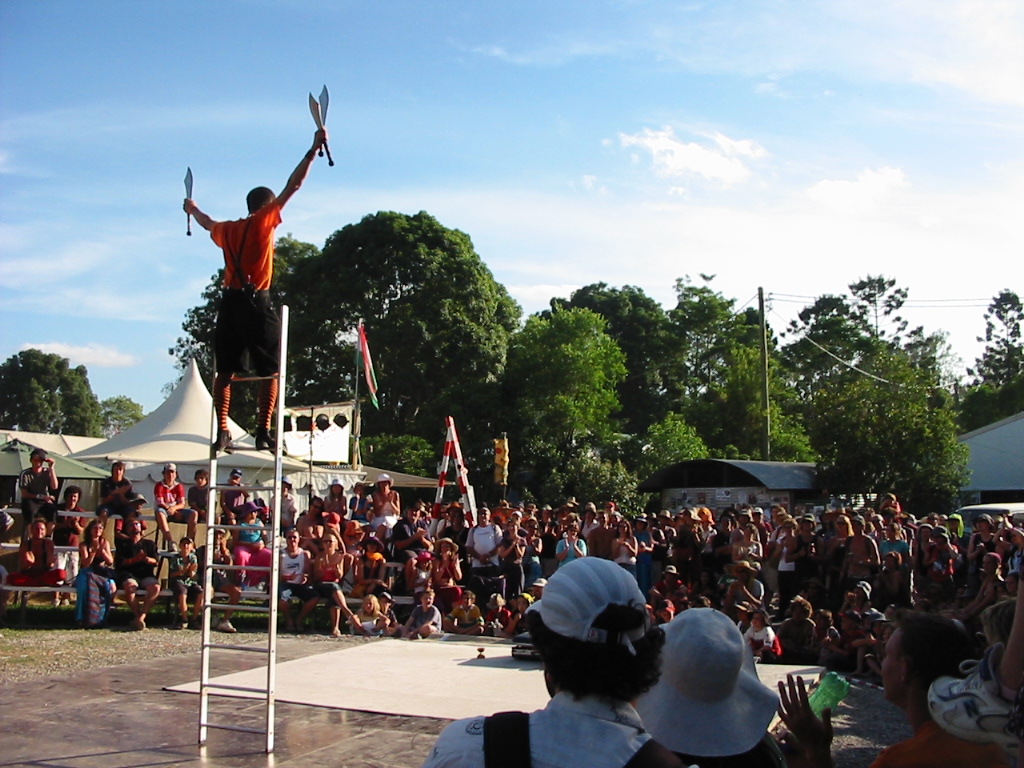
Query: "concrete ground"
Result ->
[[0, 637, 447, 768]]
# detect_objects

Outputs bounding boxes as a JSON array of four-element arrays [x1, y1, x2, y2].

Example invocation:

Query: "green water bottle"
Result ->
[[807, 671, 850, 717]]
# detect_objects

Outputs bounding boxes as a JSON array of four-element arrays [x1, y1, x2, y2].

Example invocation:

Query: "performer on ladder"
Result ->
[[183, 128, 328, 453]]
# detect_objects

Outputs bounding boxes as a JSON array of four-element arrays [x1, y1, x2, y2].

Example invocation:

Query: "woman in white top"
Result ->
[[612, 519, 639, 577]]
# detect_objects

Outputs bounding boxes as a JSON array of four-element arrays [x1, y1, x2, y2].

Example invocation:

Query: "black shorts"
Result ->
[[215, 289, 281, 376]]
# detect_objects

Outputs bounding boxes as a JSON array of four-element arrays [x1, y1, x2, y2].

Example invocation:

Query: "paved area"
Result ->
[[0, 637, 447, 768]]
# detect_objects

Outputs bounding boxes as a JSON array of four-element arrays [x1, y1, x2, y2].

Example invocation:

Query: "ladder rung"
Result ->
[[204, 642, 267, 653], [209, 603, 272, 613], [201, 721, 268, 735], [216, 563, 272, 572], [204, 682, 271, 694], [210, 484, 275, 493], [230, 374, 280, 383]]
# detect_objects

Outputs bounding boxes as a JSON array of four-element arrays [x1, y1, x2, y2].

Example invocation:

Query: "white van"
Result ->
[[955, 502, 1024, 534]]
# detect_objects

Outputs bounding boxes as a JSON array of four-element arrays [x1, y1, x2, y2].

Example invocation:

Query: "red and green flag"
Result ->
[[357, 321, 379, 409]]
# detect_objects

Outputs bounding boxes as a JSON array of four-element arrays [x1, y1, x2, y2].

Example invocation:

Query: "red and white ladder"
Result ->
[[431, 415, 477, 524]]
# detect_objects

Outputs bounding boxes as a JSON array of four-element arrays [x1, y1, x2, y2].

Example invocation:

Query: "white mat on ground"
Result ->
[[167, 637, 821, 721]]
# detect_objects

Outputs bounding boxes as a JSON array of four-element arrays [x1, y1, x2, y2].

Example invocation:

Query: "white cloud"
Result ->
[[807, 167, 910, 215], [618, 127, 763, 185], [20, 342, 139, 368]]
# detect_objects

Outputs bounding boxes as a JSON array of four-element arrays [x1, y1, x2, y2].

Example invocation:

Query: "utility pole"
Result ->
[[758, 287, 770, 460]]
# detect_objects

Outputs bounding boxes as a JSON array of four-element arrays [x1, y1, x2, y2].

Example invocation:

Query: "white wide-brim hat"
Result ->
[[635, 608, 778, 757]]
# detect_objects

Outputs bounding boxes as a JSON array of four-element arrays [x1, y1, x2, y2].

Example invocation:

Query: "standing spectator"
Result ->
[[841, 515, 880, 594], [498, 516, 527, 599], [522, 516, 544, 589], [154, 463, 196, 549], [19, 448, 58, 537], [586, 509, 616, 560], [555, 517, 588, 569], [432, 537, 463, 613], [466, 507, 503, 578], [965, 514, 1000, 599], [612, 518, 638, 579], [633, 516, 654, 597]]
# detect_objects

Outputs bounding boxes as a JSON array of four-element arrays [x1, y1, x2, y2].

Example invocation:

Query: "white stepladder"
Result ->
[[198, 305, 289, 753], [431, 415, 477, 522]]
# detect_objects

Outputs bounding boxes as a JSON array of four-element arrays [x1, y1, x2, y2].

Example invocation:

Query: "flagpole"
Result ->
[[353, 320, 363, 470]]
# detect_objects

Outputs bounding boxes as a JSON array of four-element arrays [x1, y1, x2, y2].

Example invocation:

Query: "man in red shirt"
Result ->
[[184, 127, 328, 453], [154, 462, 195, 549]]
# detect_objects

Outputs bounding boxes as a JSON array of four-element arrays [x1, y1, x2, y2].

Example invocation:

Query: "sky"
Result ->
[[1, 1, 1022, 415]]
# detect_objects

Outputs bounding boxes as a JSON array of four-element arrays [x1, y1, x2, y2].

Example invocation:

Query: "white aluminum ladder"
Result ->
[[198, 305, 289, 753]]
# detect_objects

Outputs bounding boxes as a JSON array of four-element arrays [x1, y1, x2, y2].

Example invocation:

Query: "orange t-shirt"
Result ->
[[870, 720, 1010, 768], [210, 201, 283, 291]]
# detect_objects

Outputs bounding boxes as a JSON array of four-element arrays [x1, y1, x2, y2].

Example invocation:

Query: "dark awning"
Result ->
[[638, 458, 818, 492]]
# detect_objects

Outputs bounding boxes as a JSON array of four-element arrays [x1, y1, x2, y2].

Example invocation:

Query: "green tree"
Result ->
[[625, 412, 710, 485], [287, 212, 521, 449], [361, 434, 436, 478], [99, 395, 145, 438], [542, 452, 643, 511], [0, 350, 103, 436], [970, 289, 1024, 388], [551, 283, 672, 434], [503, 307, 627, 499], [807, 350, 967, 514]]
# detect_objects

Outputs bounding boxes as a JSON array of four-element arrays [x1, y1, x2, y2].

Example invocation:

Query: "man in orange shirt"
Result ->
[[183, 128, 327, 453]]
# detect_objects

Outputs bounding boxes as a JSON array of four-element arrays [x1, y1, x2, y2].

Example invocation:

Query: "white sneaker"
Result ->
[[215, 619, 237, 634], [928, 643, 1017, 758]]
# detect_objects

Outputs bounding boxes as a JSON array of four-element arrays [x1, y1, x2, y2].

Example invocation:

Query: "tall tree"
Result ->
[[0, 350, 103, 436], [551, 283, 672, 434], [503, 307, 627, 499], [971, 289, 1024, 388], [99, 395, 145, 438], [808, 350, 967, 514]]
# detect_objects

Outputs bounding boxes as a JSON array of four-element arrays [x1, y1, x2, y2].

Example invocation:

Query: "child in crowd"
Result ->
[[168, 537, 203, 629], [401, 589, 442, 639], [443, 590, 485, 635]]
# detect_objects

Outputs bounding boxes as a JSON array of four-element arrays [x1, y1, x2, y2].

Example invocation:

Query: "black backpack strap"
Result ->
[[484, 711, 531, 768], [623, 738, 685, 768]]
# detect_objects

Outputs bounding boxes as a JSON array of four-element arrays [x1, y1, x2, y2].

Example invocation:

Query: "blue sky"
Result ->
[[2, 1, 1022, 415]]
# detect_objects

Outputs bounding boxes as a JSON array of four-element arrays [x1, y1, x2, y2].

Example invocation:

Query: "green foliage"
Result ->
[[361, 434, 436, 478], [551, 283, 672, 434], [0, 350, 102, 436], [541, 452, 643, 511], [971, 289, 1023, 388], [626, 412, 709, 484], [99, 395, 145, 438], [807, 350, 967, 515]]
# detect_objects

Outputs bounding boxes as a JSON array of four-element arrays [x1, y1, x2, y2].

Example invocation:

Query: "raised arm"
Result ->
[[182, 199, 217, 232], [276, 129, 327, 210]]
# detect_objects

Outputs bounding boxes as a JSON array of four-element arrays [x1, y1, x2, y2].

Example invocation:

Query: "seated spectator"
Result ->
[[297, 534, 355, 637], [873, 551, 910, 609], [528, 577, 547, 602], [394, 505, 433, 587], [349, 593, 386, 636], [637, 607, 783, 767], [432, 537, 463, 613], [650, 565, 689, 612], [653, 599, 676, 625], [219, 468, 249, 524], [953, 551, 1006, 627], [401, 588, 443, 639], [840, 580, 874, 616], [53, 485, 86, 606], [167, 536, 203, 629], [819, 609, 866, 672], [350, 537, 389, 599], [423, 557, 681, 768], [324, 478, 347, 519], [114, 519, 159, 631], [692, 568, 720, 608], [187, 468, 210, 524], [407, 551, 435, 598], [297, 497, 326, 556], [8, 519, 67, 587], [780, 612, 1010, 768], [484, 593, 512, 636], [777, 595, 817, 664], [923, 528, 960, 605], [501, 592, 533, 638], [232, 502, 274, 588], [443, 590, 485, 636], [96, 460, 132, 527], [722, 560, 765, 618], [376, 590, 401, 637], [199, 528, 242, 634], [75, 519, 116, 628], [278, 527, 316, 632], [19, 449, 59, 536], [348, 482, 371, 523], [154, 463, 197, 549], [113, 492, 149, 542], [744, 609, 782, 663]]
